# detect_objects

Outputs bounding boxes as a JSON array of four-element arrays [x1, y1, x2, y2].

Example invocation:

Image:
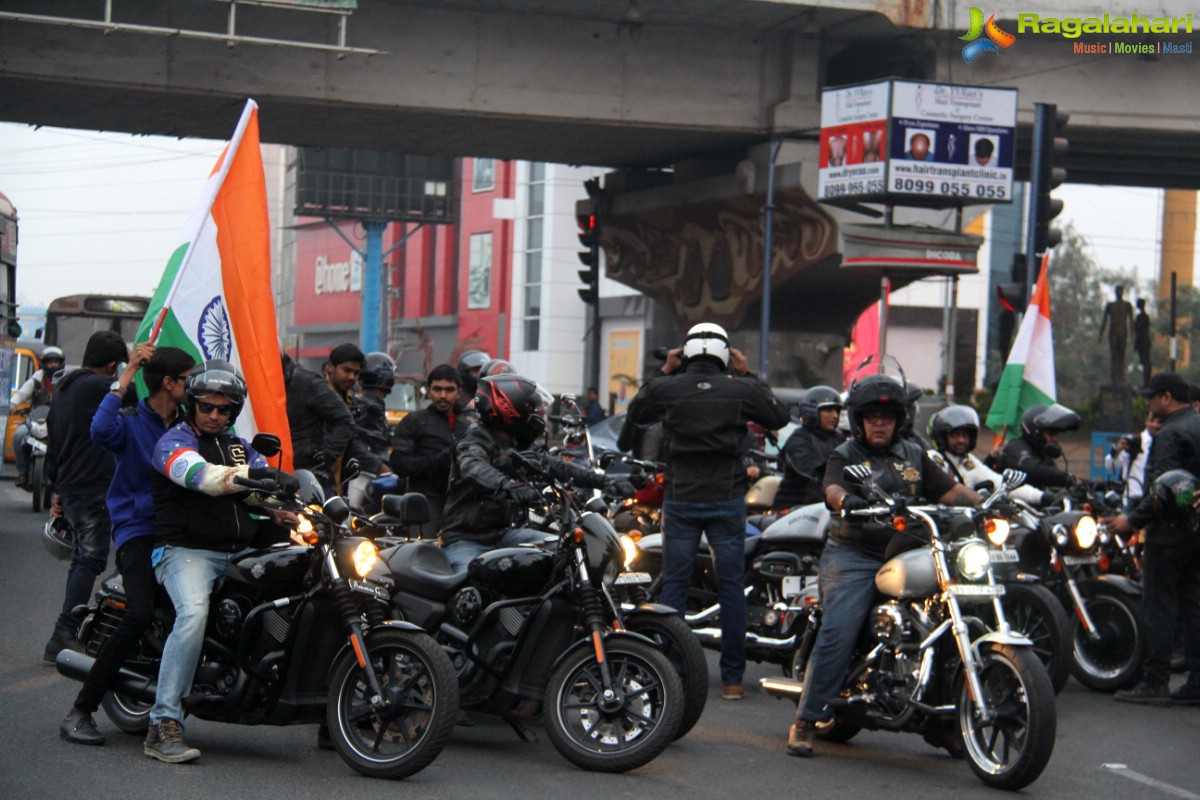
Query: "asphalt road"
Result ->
[[0, 478, 1197, 800]]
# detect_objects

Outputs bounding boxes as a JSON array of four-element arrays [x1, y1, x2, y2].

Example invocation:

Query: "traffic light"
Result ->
[[577, 210, 599, 305], [996, 254, 1028, 358], [1029, 103, 1069, 257]]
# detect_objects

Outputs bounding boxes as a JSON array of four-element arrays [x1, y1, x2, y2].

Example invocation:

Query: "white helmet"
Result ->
[[682, 322, 730, 367]]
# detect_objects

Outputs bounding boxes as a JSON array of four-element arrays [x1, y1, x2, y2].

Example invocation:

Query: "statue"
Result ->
[[1099, 286, 1134, 385], [1134, 298, 1152, 387]]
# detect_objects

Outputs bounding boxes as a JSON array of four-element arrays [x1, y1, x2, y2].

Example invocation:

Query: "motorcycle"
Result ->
[[382, 449, 692, 772], [760, 466, 1057, 791], [22, 405, 53, 513], [55, 442, 458, 780]]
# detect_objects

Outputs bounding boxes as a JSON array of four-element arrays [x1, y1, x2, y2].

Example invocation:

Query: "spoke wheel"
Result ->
[[985, 582, 1071, 693], [1070, 585, 1143, 691]]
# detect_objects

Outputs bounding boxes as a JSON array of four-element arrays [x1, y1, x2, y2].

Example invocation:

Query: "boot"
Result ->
[[144, 719, 201, 764], [60, 706, 105, 745], [43, 623, 83, 665]]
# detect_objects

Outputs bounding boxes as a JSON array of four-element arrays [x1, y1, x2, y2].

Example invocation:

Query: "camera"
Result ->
[[1119, 434, 1141, 459]]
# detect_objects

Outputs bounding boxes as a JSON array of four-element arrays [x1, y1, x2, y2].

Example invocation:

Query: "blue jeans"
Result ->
[[56, 494, 112, 631], [797, 539, 884, 723], [660, 498, 747, 686], [151, 546, 240, 726], [442, 527, 549, 572]]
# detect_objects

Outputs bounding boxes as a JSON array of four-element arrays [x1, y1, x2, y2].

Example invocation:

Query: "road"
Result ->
[[0, 479, 1197, 800]]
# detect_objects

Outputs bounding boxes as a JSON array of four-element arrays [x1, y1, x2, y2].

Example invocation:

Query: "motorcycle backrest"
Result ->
[[382, 492, 432, 525]]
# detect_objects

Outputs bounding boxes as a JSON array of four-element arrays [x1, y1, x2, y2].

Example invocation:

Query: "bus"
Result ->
[[43, 294, 151, 362], [1, 192, 38, 468]]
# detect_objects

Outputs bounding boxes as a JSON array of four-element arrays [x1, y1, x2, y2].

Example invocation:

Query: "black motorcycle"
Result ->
[[56, 444, 458, 780], [762, 466, 1057, 791], [383, 450, 690, 772]]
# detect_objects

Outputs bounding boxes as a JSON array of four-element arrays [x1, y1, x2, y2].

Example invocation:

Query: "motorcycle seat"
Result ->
[[384, 541, 468, 602]]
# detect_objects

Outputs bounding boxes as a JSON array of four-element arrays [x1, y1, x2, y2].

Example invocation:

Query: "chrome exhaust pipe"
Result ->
[[55, 649, 157, 704], [691, 627, 797, 650], [759, 676, 804, 698]]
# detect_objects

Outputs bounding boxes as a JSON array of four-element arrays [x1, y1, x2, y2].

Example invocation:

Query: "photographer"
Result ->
[[1105, 412, 1160, 511]]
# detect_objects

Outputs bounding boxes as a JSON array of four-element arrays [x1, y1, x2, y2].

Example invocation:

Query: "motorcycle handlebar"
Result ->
[[233, 476, 279, 493]]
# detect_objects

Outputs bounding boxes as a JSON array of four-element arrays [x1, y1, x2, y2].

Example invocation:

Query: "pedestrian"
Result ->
[[42, 331, 129, 664], [58, 343, 195, 745], [347, 351, 395, 511], [1105, 411, 1161, 511], [324, 343, 369, 490], [282, 350, 356, 494], [584, 387, 606, 426], [11, 345, 65, 490], [1104, 372, 1200, 705], [618, 323, 790, 700], [786, 374, 979, 757]]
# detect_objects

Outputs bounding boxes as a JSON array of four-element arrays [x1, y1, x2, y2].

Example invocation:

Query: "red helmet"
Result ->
[[474, 374, 553, 448]]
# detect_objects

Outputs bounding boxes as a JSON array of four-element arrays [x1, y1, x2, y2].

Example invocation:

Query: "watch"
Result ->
[[110, 381, 127, 396]]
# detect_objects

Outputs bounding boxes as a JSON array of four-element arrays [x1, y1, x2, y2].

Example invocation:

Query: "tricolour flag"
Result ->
[[986, 259, 1054, 438], [135, 99, 293, 468]]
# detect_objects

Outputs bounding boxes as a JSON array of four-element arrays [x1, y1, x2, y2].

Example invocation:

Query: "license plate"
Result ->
[[782, 575, 804, 599], [1062, 554, 1099, 566], [348, 579, 390, 601], [948, 583, 1006, 597], [614, 571, 652, 586], [989, 549, 1020, 563]]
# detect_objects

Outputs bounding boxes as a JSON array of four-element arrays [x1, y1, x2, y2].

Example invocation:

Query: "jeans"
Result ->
[[150, 546, 240, 725], [74, 536, 157, 713], [442, 527, 549, 572], [13, 424, 30, 479], [660, 498, 747, 686], [796, 539, 884, 723], [1140, 540, 1200, 686], [56, 494, 112, 632]]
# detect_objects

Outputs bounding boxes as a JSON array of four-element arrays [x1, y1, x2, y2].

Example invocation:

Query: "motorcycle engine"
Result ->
[[213, 597, 247, 643], [870, 603, 906, 647], [452, 587, 483, 628]]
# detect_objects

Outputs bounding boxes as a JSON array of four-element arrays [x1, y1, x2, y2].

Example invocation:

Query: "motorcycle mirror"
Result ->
[[323, 496, 351, 524], [341, 457, 361, 483], [584, 496, 608, 514], [251, 433, 282, 458], [1002, 469, 1027, 490], [596, 450, 618, 470], [843, 464, 872, 485], [382, 492, 431, 525], [1103, 490, 1122, 508]]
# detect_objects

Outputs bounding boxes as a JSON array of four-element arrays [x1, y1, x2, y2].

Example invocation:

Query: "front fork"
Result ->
[[1064, 573, 1100, 640], [325, 548, 387, 705], [574, 548, 620, 705]]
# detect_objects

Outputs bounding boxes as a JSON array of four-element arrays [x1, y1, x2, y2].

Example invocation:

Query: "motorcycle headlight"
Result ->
[[955, 540, 991, 581], [352, 540, 379, 578], [619, 534, 639, 568], [1073, 515, 1099, 550], [984, 517, 1010, 547]]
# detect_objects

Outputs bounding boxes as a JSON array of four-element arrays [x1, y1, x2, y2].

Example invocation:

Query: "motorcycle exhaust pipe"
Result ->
[[684, 586, 755, 625], [55, 649, 158, 705], [691, 627, 797, 650], [759, 676, 804, 699]]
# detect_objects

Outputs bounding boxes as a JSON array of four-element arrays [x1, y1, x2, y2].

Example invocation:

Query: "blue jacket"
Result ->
[[90, 392, 183, 550]]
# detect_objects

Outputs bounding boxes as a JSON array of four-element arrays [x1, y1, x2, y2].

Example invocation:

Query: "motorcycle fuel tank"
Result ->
[[761, 503, 829, 547], [875, 548, 938, 599], [468, 546, 554, 597], [227, 545, 312, 596]]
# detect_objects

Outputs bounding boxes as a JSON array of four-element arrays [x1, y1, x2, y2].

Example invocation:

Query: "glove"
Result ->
[[604, 479, 638, 498], [508, 482, 544, 507], [248, 467, 300, 494], [839, 494, 870, 516], [626, 472, 648, 490]]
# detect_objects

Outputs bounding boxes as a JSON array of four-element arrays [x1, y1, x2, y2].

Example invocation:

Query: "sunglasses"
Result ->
[[195, 400, 234, 417]]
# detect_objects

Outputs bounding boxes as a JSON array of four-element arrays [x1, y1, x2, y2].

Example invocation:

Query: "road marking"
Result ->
[[1102, 764, 1200, 800]]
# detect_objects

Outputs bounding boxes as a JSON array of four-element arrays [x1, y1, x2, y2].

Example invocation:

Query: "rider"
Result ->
[[439, 373, 631, 571], [786, 373, 979, 757], [144, 360, 297, 764], [927, 405, 1051, 506], [282, 349, 355, 494], [455, 349, 491, 411], [995, 403, 1080, 489], [899, 382, 932, 448], [772, 385, 845, 512], [347, 351, 395, 511], [11, 345, 66, 489]]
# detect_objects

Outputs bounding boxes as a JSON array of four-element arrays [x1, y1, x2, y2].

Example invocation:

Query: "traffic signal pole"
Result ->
[[1024, 103, 1068, 299]]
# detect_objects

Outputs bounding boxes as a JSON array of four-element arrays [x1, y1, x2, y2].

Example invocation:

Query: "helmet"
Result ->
[[42, 516, 75, 561], [474, 374, 553, 448], [360, 352, 396, 392], [682, 322, 730, 367], [798, 385, 843, 427], [40, 346, 65, 368], [845, 373, 908, 445], [929, 404, 980, 452], [1150, 469, 1200, 522], [457, 350, 491, 396], [902, 382, 924, 434], [479, 358, 517, 379], [185, 359, 247, 424], [1020, 402, 1080, 457]]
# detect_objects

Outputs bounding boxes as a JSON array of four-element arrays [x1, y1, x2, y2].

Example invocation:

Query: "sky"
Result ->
[[0, 121, 1194, 310]]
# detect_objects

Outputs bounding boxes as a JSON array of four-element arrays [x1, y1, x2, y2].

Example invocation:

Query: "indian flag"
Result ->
[[134, 99, 293, 468], [986, 260, 1054, 438]]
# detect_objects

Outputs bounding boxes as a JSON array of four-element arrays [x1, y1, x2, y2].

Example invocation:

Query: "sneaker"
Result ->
[[722, 684, 745, 701], [1170, 680, 1200, 706], [787, 720, 814, 757], [60, 706, 105, 746], [144, 719, 201, 763], [43, 625, 84, 665], [1114, 681, 1172, 706]]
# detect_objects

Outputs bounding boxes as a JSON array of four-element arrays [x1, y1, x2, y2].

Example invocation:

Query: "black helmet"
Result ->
[[360, 351, 396, 392], [185, 359, 247, 424], [457, 350, 491, 396], [845, 373, 908, 445], [929, 404, 980, 452], [479, 358, 517, 379], [1150, 469, 1200, 523], [474, 374, 552, 448], [798, 385, 843, 427], [1020, 402, 1080, 457]]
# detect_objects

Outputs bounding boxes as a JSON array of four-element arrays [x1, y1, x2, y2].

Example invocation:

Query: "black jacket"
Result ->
[[618, 359, 790, 502], [1128, 405, 1200, 545], [283, 359, 355, 474], [996, 436, 1073, 489], [46, 368, 116, 497], [389, 404, 472, 500], [774, 425, 845, 510], [352, 391, 391, 474]]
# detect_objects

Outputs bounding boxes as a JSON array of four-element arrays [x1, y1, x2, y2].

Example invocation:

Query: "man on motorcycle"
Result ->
[[11, 345, 65, 489], [773, 386, 845, 512], [282, 350, 355, 494], [346, 351, 395, 512], [58, 343, 195, 745], [927, 405, 1051, 505], [787, 373, 979, 757], [995, 403, 1080, 489], [144, 360, 298, 763], [619, 322, 790, 700]]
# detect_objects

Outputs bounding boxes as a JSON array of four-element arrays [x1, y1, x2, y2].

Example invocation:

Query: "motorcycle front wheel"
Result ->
[[1070, 583, 1143, 691], [622, 614, 708, 740], [326, 628, 458, 780], [957, 642, 1056, 790], [545, 639, 684, 773]]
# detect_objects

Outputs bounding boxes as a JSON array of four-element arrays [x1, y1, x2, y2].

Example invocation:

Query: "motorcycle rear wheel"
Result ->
[[101, 691, 152, 734], [545, 639, 683, 772], [1069, 584, 1143, 691], [326, 629, 458, 780], [957, 642, 1056, 790], [622, 614, 708, 740]]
